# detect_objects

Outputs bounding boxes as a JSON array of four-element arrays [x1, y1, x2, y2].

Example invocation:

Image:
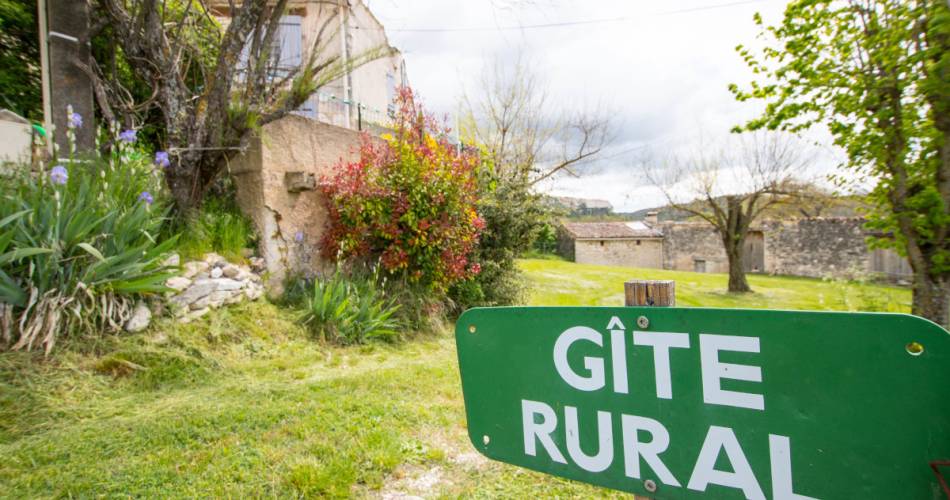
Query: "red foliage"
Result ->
[[321, 88, 483, 291]]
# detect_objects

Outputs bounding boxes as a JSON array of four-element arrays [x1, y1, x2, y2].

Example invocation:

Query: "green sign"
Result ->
[[454, 307, 950, 499]]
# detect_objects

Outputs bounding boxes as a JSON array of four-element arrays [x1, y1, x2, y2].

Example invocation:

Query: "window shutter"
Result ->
[[276, 15, 303, 75]]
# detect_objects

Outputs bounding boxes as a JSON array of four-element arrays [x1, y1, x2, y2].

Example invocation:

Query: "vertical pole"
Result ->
[[624, 280, 675, 307], [338, 0, 351, 129], [624, 279, 673, 500], [37, 0, 53, 155], [46, 0, 95, 153], [357, 104, 362, 131]]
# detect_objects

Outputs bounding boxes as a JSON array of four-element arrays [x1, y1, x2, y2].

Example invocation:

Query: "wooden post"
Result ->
[[626, 279, 674, 500], [624, 280, 675, 307]]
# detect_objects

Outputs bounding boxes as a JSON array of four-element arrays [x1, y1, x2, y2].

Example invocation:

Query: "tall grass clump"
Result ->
[[0, 112, 175, 353], [300, 266, 401, 345], [175, 195, 256, 262]]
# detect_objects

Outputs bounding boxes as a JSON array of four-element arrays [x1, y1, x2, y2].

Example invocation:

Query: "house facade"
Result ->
[[210, 1, 408, 288], [210, 0, 408, 130], [558, 219, 664, 269], [558, 215, 913, 282]]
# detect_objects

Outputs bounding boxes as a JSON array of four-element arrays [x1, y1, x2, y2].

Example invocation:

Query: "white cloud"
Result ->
[[366, 0, 848, 211]]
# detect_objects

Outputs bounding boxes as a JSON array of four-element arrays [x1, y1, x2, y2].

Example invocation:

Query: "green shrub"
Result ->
[[0, 145, 175, 353], [449, 171, 550, 312], [301, 267, 401, 345], [320, 88, 484, 293]]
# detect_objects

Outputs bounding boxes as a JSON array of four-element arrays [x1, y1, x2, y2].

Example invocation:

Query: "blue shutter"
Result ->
[[276, 15, 302, 76]]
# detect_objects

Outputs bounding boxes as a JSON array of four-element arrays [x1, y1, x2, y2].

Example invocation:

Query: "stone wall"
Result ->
[[574, 239, 663, 268], [661, 218, 876, 279], [230, 115, 371, 289], [761, 218, 870, 278], [661, 222, 729, 274]]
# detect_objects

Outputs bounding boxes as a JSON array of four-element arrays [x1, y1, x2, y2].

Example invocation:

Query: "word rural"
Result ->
[[455, 307, 950, 499]]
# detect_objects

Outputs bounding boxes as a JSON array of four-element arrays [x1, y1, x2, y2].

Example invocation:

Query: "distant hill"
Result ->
[[619, 195, 870, 222]]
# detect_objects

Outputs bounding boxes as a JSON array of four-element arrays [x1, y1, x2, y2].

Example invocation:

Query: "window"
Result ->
[[237, 15, 302, 80], [386, 72, 396, 118], [599, 240, 605, 247], [636, 240, 641, 246]]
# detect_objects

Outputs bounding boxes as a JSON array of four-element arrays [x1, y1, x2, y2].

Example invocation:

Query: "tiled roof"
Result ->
[[561, 221, 663, 239]]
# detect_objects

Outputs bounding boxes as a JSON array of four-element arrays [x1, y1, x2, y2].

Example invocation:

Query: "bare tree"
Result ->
[[463, 53, 612, 185], [91, 0, 389, 210], [646, 131, 813, 292]]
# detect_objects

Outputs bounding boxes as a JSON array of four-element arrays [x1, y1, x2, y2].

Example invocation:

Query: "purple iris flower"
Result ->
[[138, 191, 154, 205], [49, 165, 68, 185], [155, 151, 170, 168], [119, 129, 137, 143], [67, 112, 83, 129], [295, 231, 305, 243]]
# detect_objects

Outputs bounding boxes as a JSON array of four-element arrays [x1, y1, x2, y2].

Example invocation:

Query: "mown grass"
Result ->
[[520, 258, 911, 312], [0, 260, 910, 497]]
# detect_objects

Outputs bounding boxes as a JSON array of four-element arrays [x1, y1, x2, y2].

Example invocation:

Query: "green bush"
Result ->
[[301, 266, 401, 345], [175, 195, 256, 262], [0, 149, 175, 353], [449, 170, 550, 312]]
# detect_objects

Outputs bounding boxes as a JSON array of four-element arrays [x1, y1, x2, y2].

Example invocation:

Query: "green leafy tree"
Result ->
[[0, 0, 40, 119], [730, 0, 950, 326]]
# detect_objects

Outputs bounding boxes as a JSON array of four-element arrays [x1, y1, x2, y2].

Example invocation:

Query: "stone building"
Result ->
[[558, 217, 664, 270], [558, 215, 913, 281]]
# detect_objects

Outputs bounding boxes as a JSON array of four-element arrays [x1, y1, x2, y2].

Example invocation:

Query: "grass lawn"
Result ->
[[0, 260, 910, 497], [520, 258, 910, 312]]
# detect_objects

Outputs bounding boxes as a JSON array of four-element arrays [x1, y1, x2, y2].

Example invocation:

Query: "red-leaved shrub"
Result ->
[[320, 88, 484, 291]]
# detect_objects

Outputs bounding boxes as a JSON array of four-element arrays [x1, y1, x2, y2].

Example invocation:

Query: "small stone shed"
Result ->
[[557, 220, 664, 269], [229, 115, 375, 288], [558, 216, 913, 281]]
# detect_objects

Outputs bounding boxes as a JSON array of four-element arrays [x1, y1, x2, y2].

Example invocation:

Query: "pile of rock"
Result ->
[[166, 253, 267, 323], [122, 253, 268, 332]]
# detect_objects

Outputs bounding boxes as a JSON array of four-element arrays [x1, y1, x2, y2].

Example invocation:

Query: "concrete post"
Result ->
[[46, 0, 95, 153]]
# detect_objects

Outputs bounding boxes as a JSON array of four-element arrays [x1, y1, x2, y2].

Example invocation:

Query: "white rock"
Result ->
[[245, 285, 263, 301], [249, 257, 266, 272], [212, 278, 244, 291], [203, 252, 224, 264], [222, 264, 241, 279], [165, 276, 192, 292], [171, 279, 218, 306], [224, 292, 245, 305], [210, 267, 224, 279], [182, 261, 210, 279], [124, 301, 152, 333], [179, 307, 210, 324], [190, 295, 212, 310], [163, 253, 181, 267], [208, 290, 238, 308]]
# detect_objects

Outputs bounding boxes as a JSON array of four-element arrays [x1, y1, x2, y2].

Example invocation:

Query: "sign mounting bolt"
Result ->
[[468, 325, 476, 334], [637, 316, 650, 329], [644, 479, 657, 493]]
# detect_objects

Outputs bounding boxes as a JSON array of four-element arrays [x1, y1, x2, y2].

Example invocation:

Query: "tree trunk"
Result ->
[[912, 271, 950, 329], [726, 243, 751, 293]]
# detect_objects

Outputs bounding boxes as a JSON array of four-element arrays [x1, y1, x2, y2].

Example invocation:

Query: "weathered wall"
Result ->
[[661, 218, 876, 279], [661, 222, 729, 274], [556, 225, 575, 261], [574, 239, 663, 269], [761, 218, 871, 278], [230, 115, 366, 289]]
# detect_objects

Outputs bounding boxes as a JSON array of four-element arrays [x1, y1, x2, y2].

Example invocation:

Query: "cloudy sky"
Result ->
[[364, 0, 828, 212]]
